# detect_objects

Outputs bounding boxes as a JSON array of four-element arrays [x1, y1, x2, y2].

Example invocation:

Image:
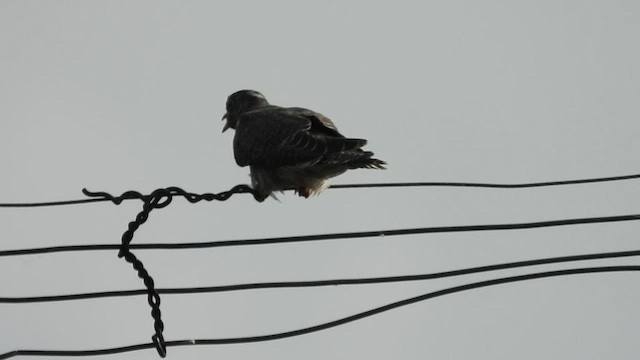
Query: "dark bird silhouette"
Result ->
[[222, 90, 386, 201]]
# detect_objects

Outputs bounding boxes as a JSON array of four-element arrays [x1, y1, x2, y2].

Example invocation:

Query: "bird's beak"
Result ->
[[221, 113, 230, 133]]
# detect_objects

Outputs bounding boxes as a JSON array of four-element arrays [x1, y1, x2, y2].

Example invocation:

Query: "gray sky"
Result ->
[[1, 1, 640, 359]]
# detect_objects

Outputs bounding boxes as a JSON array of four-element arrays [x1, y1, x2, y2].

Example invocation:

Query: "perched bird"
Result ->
[[222, 90, 386, 201]]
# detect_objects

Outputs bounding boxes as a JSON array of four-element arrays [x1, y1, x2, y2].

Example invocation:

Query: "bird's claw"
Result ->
[[295, 188, 311, 198]]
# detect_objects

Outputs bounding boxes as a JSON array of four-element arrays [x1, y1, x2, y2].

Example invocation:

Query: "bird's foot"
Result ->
[[295, 187, 311, 198]]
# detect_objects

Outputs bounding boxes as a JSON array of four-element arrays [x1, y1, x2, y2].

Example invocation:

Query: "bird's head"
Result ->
[[222, 90, 270, 132]]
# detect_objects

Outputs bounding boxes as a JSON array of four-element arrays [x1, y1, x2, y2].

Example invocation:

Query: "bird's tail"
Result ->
[[323, 137, 368, 153], [359, 157, 387, 169], [324, 150, 387, 170]]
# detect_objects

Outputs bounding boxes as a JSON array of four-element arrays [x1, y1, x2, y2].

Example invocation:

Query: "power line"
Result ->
[[0, 185, 258, 208], [330, 173, 640, 189], [1, 265, 637, 359], [1, 172, 639, 208], [1, 248, 639, 304], [1, 213, 639, 258], [0, 198, 104, 208], [2, 175, 639, 357]]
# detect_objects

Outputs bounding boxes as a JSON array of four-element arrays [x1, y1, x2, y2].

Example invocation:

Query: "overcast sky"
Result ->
[[1, 1, 640, 359]]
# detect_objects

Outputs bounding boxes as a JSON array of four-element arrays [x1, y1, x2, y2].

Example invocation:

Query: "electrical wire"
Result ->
[[1, 172, 639, 208], [330, 173, 640, 189], [1, 248, 639, 304], [2, 174, 639, 357], [1, 265, 637, 359], [1, 213, 639, 258]]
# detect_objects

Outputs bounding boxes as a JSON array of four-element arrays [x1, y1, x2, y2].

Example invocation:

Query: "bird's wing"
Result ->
[[233, 106, 366, 168], [286, 107, 343, 137]]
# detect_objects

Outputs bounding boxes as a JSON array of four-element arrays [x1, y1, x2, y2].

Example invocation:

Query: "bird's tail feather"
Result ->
[[322, 137, 368, 153], [324, 150, 387, 170]]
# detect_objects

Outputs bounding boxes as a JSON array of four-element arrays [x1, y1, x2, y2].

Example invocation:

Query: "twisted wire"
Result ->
[[116, 189, 174, 358], [82, 184, 260, 206]]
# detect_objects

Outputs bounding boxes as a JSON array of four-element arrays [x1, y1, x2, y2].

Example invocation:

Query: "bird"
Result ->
[[221, 90, 386, 202]]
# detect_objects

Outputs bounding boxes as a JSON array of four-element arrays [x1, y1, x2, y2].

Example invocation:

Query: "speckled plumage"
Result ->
[[222, 90, 386, 201]]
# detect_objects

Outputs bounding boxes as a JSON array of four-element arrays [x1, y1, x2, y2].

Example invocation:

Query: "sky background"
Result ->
[[1, 1, 640, 359]]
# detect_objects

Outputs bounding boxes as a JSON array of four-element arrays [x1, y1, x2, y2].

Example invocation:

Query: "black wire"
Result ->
[[1, 172, 639, 208], [0, 175, 637, 358], [115, 189, 171, 358], [330, 173, 640, 189], [0, 184, 259, 208], [1, 248, 639, 304], [1, 265, 637, 359], [0, 198, 106, 208], [1, 213, 639, 258]]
